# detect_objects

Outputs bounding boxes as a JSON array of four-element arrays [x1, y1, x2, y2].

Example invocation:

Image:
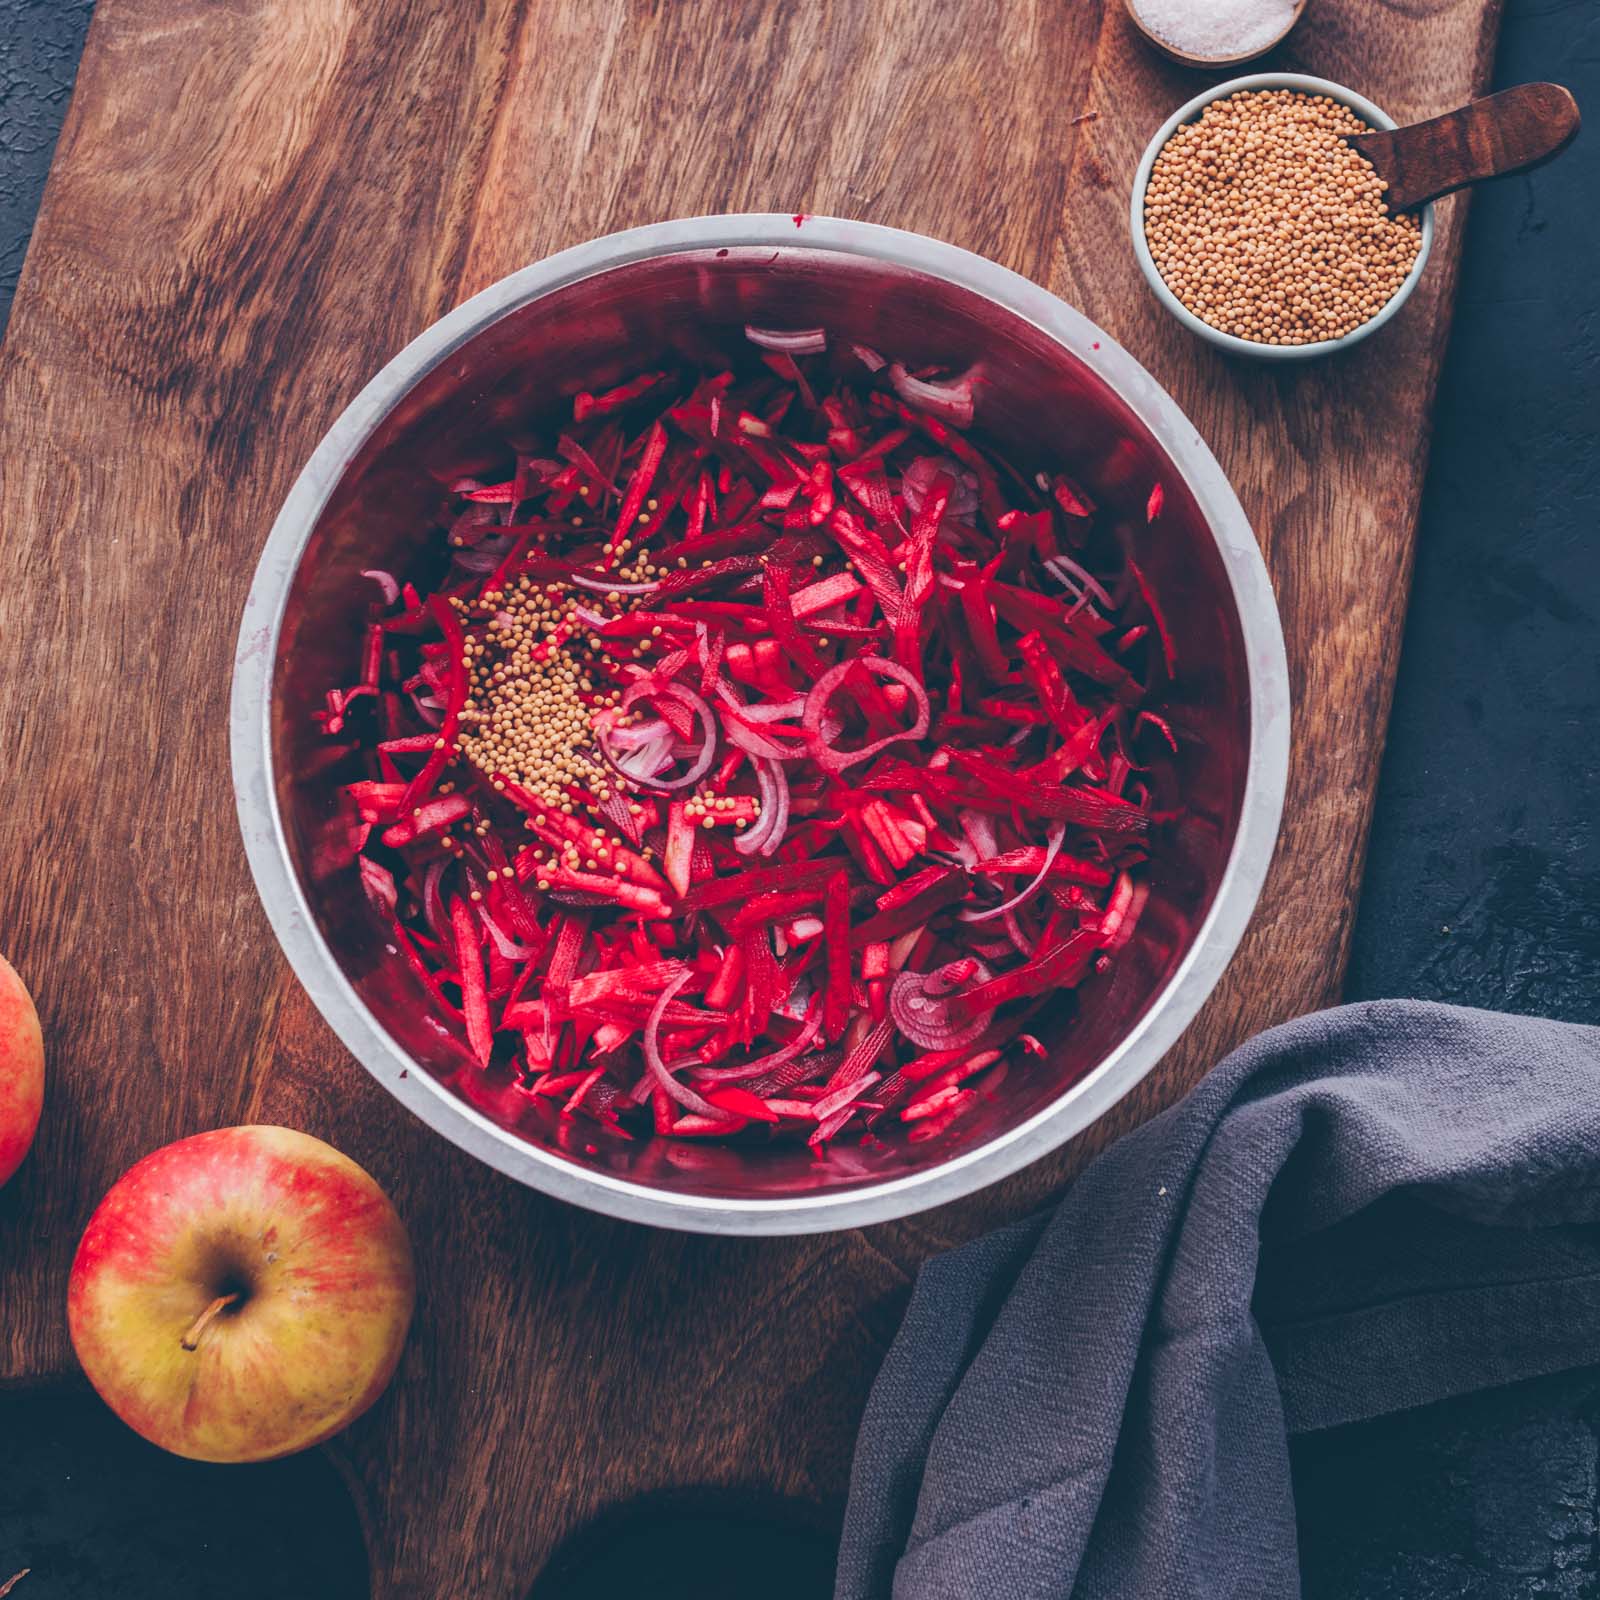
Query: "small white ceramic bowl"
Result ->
[[1129, 72, 1435, 361]]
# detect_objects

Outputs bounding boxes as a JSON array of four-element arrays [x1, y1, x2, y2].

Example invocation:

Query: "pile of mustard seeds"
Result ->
[[1143, 88, 1423, 346]]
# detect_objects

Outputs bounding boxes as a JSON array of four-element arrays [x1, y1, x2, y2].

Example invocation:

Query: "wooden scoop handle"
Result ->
[[1346, 83, 1580, 213]]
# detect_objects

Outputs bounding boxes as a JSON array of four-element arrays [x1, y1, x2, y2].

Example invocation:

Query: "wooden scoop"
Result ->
[[1346, 83, 1580, 213]]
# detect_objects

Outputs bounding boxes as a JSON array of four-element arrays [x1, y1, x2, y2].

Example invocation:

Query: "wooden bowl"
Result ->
[[1125, 0, 1308, 68]]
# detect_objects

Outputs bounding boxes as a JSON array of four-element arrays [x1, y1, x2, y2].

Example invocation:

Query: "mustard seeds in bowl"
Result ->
[[1129, 75, 1433, 359]]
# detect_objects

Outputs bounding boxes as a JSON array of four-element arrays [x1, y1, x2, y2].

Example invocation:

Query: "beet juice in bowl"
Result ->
[[231, 215, 1288, 1234]]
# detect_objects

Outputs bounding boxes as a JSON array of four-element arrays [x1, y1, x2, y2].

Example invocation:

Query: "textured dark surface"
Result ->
[[1345, 2, 1599, 1026], [0, 0, 1594, 1597], [0, 1388, 367, 1599], [0, 1, 93, 329], [1297, 1368, 1600, 1600], [1311, 6, 1600, 1594]]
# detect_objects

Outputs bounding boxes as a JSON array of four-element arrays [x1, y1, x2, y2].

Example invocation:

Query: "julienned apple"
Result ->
[[0, 954, 44, 1187], [68, 1125, 415, 1463]]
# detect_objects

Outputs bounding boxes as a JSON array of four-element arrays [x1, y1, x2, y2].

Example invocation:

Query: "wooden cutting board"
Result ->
[[0, 0, 1501, 1594]]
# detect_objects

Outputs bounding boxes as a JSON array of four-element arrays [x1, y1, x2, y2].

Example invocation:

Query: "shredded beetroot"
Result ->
[[322, 345, 1180, 1150]]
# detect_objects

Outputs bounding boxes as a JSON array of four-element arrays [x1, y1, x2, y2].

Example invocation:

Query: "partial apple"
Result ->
[[68, 1125, 415, 1463], [0, 954, 44, 1188]]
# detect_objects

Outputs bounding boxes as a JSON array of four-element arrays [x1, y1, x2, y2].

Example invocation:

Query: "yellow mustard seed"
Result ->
[[1142, 88, 1422, 347]]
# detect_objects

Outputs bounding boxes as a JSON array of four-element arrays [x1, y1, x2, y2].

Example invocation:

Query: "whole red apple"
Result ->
[[68, 1125, 415, 1462], [0, 954, 44, 1188]]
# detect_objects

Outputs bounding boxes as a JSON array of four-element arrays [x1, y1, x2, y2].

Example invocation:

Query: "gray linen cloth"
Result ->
[[835, 1001, 1600, 1599]]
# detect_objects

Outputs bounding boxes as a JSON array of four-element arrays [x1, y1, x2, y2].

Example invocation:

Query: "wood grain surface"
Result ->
[[0, 0, 1501, 1594]]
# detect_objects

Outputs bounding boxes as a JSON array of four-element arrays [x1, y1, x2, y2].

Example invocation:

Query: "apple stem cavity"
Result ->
[[180, 1292, 241, 1352]]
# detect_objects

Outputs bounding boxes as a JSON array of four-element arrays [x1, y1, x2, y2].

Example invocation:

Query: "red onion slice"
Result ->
[[890, 960, 995, 1050], [724, 717, 806, 762], [851, 343, 887, 372], [731, 695, 806, 723], [960, 822, 1067, 924], [734, 758, 791, 858], [692, 999, 823, 1082], [745, 324, 828, 355], [480, 905, 538, 962], [611, 728, 677, 781], [1045, 554, 1115, 611], [718, 687, 809, 761], [421, 858, 450, 944], [360, 569, 400, 606], [569, 572, 661, 595], [359, 856, 397, 915], [901, 456, 979, 520], [1002, 907, 1034, 958], [643, 972, 723, 1118], [598, 682, 717, 791], [803, 655, 931, 774], [888, 364, 975, 428]]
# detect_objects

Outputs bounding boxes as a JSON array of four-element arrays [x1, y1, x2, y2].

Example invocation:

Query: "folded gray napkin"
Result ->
[[836, 1001, 1600, 1599]]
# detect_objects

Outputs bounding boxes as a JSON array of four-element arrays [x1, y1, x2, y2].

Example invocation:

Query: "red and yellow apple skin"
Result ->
[[67, 1125, 415, 1463], [0, 954, 44, 1188]]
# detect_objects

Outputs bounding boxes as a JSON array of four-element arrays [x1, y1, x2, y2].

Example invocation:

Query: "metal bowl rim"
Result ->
[[1128, 72, 1437, 361], [230, 212, 1290, 1235]]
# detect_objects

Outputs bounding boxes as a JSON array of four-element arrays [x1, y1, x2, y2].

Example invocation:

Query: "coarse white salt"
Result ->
[[1130, 0, 1300, 60]]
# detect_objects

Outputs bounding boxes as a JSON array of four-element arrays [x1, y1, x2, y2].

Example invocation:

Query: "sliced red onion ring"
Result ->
[[733, 762, 779, 856], [724, 716, 806, 763], [643, 972, 723, 1117], [757, 761, 791, 858], [731, 695, 806, 723], [851, 342, 887, 372], [890, 960, 995, 1051], [804, 656, 931, 773], [1044, 555, 1114, 611], [901, 456, 979, 520], [1002, 907, 1034, 958], [570, 602, 609, 631], [692, 999, 823, 1082], [569, 572, 661, 595], [479, 905, 538, 962], [359, 856, 397, 915], [598, 682, 717, 791], [360, 569, 400, 606], [421, 858, 450, 944], [611, 728, 676, 781], [888, 364, 975, 427], [734, 757, 791, 858], [602, 717, 672, 752], [959, 811, 999, 861], [744, 324, 828, 355], [961, 822, 1067, 924], [409, 694, 445, 729]]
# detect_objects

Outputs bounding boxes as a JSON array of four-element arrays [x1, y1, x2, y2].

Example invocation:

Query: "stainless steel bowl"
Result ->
[[231, 215, 1289, 1235]]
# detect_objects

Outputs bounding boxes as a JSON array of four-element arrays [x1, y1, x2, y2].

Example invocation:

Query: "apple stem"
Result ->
[[180, 1293, 241, 1352]]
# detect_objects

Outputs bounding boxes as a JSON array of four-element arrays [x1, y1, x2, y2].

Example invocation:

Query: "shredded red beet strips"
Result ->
[[322, 337, 1183, 1148]]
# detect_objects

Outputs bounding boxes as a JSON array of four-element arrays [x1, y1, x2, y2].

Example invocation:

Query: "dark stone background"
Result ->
[[1, 2, 1594, 1594]]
